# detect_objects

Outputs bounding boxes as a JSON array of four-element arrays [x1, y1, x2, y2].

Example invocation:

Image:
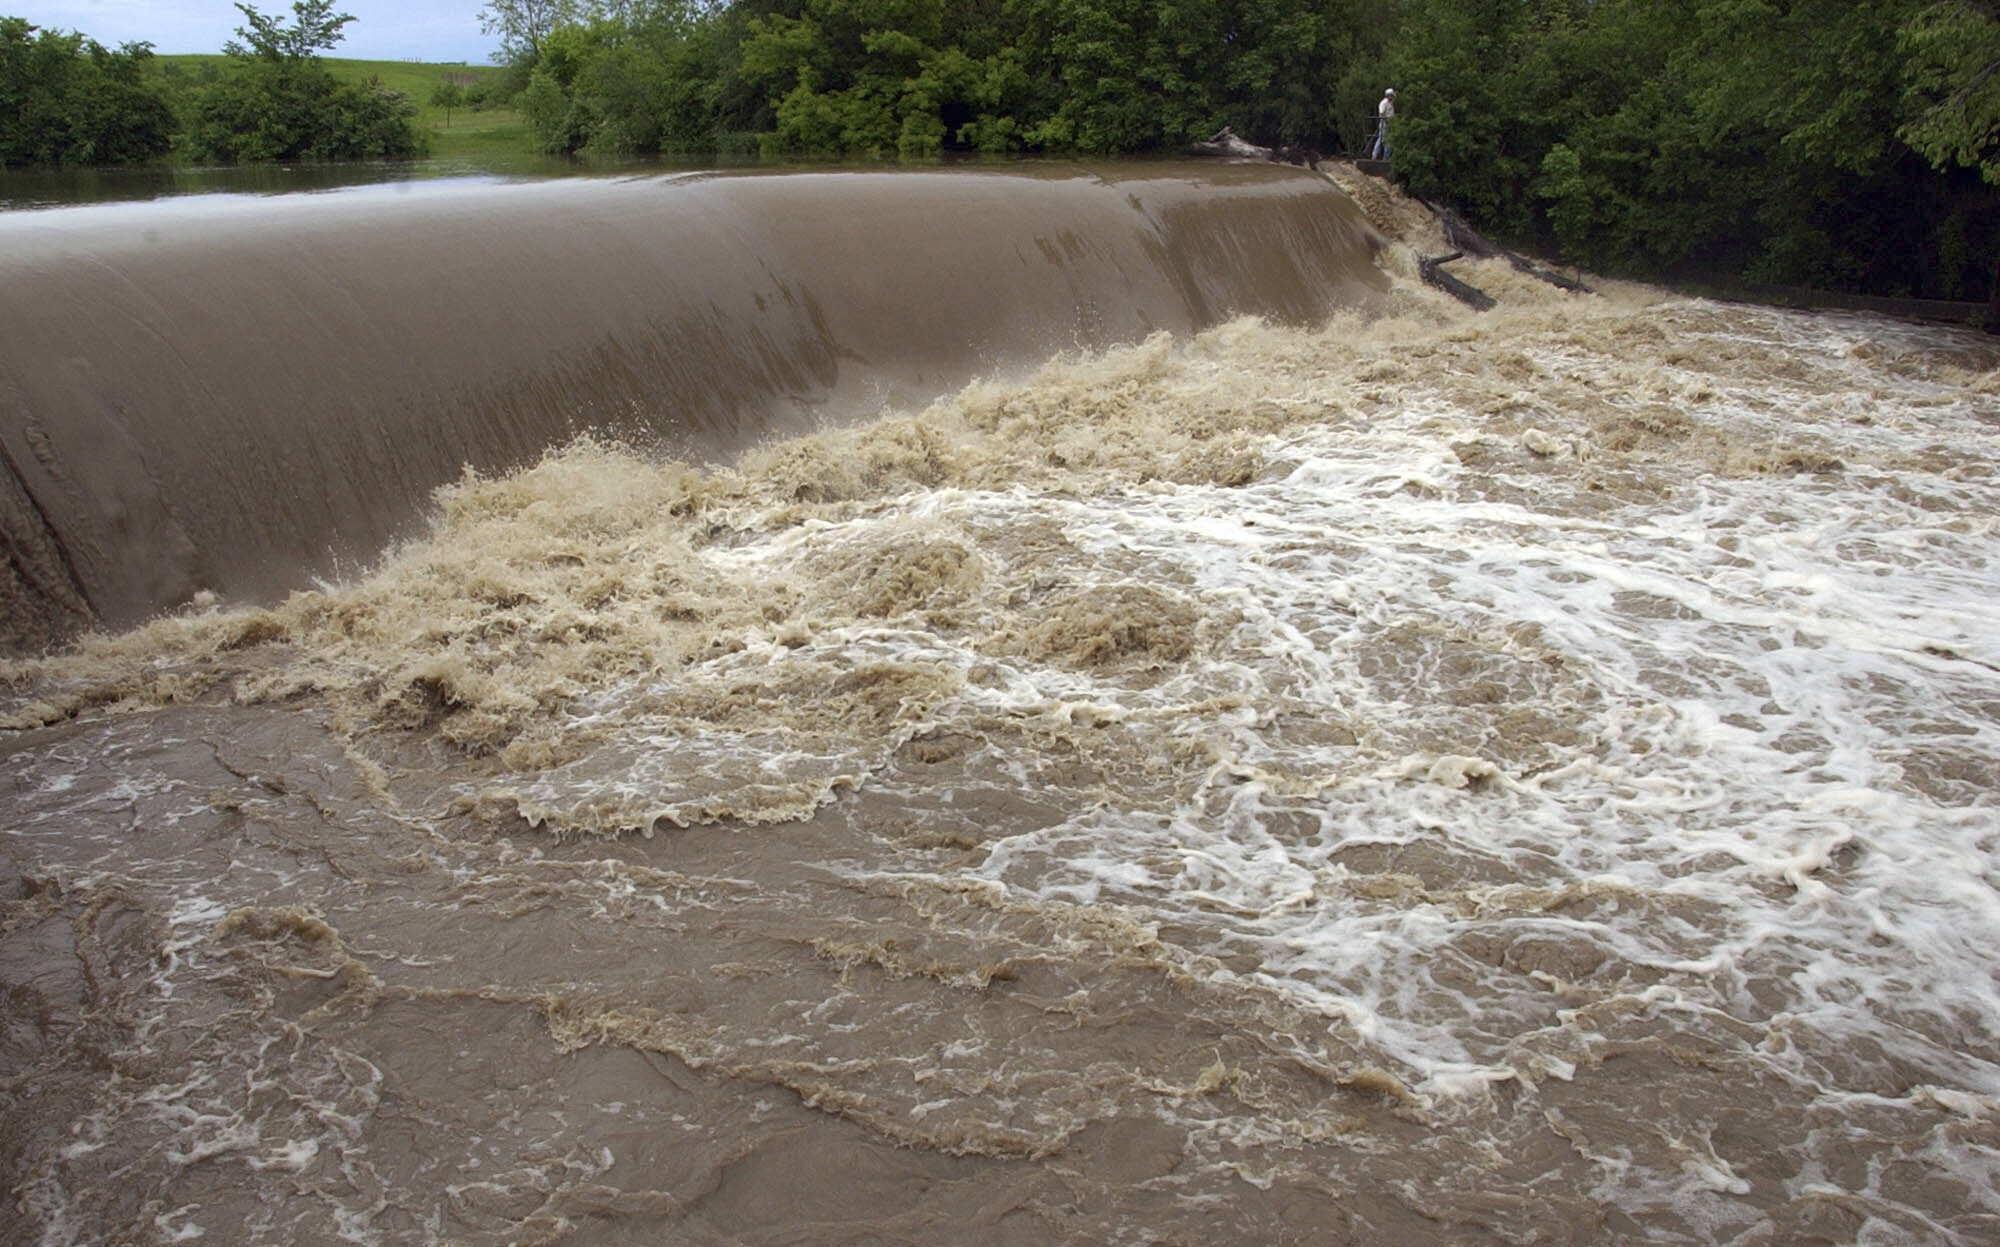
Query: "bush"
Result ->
[[186, 60, 421, 161], [0, 16, 176, 166], [182, 1, 422, 162]]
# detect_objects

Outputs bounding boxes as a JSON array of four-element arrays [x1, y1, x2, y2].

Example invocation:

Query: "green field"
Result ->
[[158, 54, 536, 164]]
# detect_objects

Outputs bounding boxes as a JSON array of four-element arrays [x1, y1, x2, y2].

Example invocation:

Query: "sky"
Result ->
[[11, 1, 499, 63]]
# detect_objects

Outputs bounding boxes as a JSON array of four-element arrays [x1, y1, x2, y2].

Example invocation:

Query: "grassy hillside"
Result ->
[[157, 54, 535, 163]]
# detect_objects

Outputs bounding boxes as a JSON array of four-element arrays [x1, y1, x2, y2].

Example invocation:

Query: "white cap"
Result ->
[[1386, 88, 1396, 96]]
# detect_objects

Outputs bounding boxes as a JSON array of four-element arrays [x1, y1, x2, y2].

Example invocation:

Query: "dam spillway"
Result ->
[[0, 162, 1384, 649]]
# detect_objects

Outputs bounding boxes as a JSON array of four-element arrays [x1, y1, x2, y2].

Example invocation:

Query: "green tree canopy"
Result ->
[[481, 0, 584, 62], [1389, 0, 1996, 298], [0, 16, 176, 166], [1899, 0, 2000, 182], [185, 1, 421, 162], [224, 0, 356, 61]]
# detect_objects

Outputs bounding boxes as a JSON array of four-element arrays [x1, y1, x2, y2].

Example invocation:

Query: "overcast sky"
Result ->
[[12, 1, 499, 63]]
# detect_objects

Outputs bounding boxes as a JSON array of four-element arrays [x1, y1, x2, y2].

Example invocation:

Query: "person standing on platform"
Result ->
[[1372, 88, 1396, 160]]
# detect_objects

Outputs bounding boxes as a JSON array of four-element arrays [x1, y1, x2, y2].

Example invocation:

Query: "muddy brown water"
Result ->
[[0, 162, 1382, 646], [3, 163, 1999, 1244]]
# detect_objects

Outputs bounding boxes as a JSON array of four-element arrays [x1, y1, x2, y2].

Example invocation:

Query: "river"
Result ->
[[2, 161, 1997, 1244]]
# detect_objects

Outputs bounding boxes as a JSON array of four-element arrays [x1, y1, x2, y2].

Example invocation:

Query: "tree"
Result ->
[[1385, 0, 1537, 230], [734, 0, 1002, 157], [1010, 0, 1160, 153], [1383, 0, 1996, 300], [223, 0, 356, 61], [480, 0, 583, 62], [1899, 0, 2000, 182], [185, 1, 421, 161], [432, 76, 467, 126], [0, 17, 177, 166]]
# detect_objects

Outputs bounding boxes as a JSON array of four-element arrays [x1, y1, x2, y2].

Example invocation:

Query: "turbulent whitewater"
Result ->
[[3, 163, 1999, 1245]]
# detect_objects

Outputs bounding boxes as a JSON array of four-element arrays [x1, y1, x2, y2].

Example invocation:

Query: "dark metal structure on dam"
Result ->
[[0, 163, 1385, 650]]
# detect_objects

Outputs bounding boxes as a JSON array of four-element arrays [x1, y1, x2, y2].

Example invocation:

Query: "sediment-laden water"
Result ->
[[4, 165, 1999, 1245], [0, 162, 1381, 644]]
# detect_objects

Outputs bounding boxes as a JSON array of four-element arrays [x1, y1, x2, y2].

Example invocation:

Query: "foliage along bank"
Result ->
[[487, 0, 1400, 162], [1, 1, 419, 168], [1, 16, 177, 164], [1387, 0, 1999, 302], [487, 0, 1993, 302], [4, 0, 1994, 302]]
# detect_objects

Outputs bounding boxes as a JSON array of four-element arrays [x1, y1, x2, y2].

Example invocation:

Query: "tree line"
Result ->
[[480, 0, 1994, 300], [482, 0, 1403, 164], [5, 0, 1994, 301], [1, 0, 419, 166], [1391, 0, 1998, 301]]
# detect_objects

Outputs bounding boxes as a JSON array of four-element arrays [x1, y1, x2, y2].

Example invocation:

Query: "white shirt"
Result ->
[[1378, 96, 1396, 121]]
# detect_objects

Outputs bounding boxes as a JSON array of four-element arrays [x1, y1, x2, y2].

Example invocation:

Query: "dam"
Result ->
[[0, 163, 1382, 647]]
